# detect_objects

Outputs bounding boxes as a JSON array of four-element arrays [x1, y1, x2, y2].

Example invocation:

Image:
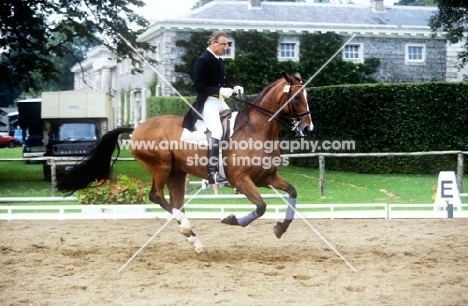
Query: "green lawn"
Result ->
[[0, 147, 466, 205]]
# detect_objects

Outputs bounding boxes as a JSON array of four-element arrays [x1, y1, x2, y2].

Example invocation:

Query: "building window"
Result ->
[[278, 42, 300, 61], [221, 41, 234, 59], [280, 43, 295, 58], [279, 43, 297, 60], [343, 44, 363, 63], [405, 44, 426, 65]]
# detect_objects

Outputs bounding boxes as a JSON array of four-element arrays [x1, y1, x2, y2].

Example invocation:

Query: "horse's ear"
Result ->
[[282, 72, 291, 81]]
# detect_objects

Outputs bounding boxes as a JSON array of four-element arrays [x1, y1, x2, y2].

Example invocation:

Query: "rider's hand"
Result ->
[[219, 87, 234, 98], [233, 85, 244, 95]]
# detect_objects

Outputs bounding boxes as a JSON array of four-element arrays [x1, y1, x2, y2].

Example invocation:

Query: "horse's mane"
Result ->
[[232, 78, 285, 129], [251, 79, 282, 104]]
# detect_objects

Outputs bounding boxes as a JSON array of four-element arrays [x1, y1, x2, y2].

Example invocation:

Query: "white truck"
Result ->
[[41, 91, 114, 180]]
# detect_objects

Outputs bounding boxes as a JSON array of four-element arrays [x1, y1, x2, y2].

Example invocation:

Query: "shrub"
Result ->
[[77, 175, 152, 204]]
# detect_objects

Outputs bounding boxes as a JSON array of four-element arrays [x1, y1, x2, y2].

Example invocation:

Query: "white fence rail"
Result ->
[[1, 150, 467, 197], [1, 151, 467, 219], [1, 203, 468, 221], [283, 150, 468, 196]]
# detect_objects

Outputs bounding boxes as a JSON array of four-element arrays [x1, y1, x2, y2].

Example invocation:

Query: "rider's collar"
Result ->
[[207, 48, 220, 60]]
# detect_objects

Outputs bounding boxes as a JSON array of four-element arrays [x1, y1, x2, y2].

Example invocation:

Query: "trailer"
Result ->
[[18, 91, 114, 180]]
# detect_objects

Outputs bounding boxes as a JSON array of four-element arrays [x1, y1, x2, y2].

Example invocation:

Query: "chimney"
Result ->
[[199, 0, 212, 6], [248, 0, 262, 9], [371, 0, 385, 12]]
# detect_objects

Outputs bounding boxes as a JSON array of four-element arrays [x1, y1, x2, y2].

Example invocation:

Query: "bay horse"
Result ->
[[57, 72, 313, 254]]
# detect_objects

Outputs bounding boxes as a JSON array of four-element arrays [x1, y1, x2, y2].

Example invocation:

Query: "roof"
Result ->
[[183, 1, 436, 27], [141, 1, 439, 40]]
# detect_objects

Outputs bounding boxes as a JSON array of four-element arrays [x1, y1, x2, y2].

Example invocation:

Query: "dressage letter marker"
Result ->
[[433, 171, 462, 218]]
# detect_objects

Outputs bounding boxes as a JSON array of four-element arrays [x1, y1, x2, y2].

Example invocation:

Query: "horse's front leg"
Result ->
[[167, 172, 206, 255], [263, 174, 297, 239], [221, 177, 266, 227], [171, 208, 205, 254]]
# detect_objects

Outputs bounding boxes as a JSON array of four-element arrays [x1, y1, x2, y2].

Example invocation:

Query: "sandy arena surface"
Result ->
[[1, 218, 468, 305]]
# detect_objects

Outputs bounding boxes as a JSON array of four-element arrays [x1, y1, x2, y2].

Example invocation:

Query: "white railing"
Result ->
[[1, 203, 467, 221], [283, 151, 468, 197], [0, 193, 287, 204]]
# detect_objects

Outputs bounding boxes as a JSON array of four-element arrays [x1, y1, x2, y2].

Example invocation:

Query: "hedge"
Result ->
[[146, 96, 239, 118], [287, 82, 468, 174], [146, 83, 468, 174], [146, 96, 196, 117]]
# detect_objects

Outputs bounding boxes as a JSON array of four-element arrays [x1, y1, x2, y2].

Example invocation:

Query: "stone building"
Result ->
[[72, 0, 466, 127]]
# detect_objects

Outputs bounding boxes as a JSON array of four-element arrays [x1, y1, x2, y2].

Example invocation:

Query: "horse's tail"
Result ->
[[56, 127, 134, 193]]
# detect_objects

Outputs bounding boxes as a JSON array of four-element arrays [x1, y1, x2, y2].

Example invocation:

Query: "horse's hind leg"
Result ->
[[167, 172, 206, 255]]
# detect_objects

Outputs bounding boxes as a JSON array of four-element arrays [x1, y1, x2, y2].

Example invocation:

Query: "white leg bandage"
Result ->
[[188, 235, 204, 249], [173, 208, 191, 234]]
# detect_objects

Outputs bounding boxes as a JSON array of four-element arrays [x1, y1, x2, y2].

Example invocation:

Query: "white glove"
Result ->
[[219, 87, 234, 98], [233, 85, 244, 95]]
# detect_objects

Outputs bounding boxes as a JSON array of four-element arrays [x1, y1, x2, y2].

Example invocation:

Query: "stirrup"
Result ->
[[209, 172, 227, 185]]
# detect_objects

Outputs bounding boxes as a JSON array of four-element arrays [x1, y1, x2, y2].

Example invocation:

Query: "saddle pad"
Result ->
[[180, 120, 209, 145], [180, 112, 238, 145]]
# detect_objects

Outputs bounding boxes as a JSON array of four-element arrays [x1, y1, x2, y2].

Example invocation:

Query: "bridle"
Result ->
[[231, 82, 310, 132], [284, 84, 311, 131]]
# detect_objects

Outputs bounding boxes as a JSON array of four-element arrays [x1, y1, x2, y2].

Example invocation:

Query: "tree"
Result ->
[[299, 32, 379, 86], [226, 31, 284, 93], [429, 0, 468, 67], [174, 31, 212, 96], [174, 31, 379, 96], [0, 0, 155, 106], [175, 31, 295, 95]]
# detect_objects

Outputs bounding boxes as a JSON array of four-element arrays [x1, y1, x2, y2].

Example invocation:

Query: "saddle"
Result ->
[[180, 110, 237, 145]]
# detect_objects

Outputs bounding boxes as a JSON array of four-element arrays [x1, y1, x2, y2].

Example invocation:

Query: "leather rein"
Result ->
[[230, 84, 310, 132]]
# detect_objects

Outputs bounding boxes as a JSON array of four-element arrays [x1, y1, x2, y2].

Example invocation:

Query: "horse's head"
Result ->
[[280, 72, 314, 136]]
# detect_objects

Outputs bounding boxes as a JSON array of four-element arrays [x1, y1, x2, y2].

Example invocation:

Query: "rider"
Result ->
[[182, 31, 243, 185]]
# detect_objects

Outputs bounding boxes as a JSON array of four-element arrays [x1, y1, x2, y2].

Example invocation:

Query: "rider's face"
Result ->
[[210, 36, 229, 56]]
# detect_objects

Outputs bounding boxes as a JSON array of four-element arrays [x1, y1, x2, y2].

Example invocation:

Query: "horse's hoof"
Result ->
[[274, 223, 284, 239], [194, 247, 207, 255], [221, 214, 239, 226]]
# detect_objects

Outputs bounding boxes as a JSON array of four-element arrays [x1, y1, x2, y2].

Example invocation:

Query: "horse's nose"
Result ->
[[303, 124, 313, 136]]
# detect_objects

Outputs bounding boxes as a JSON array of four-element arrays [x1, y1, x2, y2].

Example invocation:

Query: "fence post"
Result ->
[[51, 161, 57, 197], [319, 155, 325, 197], [457, 153, 464, 193]]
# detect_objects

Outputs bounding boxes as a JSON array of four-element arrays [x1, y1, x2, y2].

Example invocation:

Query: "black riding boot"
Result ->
[[207, 137, 226, 184]]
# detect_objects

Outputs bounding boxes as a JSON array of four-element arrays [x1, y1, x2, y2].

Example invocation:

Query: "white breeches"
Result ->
[[202, 96, 230, 140]]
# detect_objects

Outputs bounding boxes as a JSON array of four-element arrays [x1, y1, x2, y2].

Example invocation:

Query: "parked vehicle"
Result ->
[[18, 92, 114, 180], [0, 135, 19, 148], [22, 134, 44, 158]]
